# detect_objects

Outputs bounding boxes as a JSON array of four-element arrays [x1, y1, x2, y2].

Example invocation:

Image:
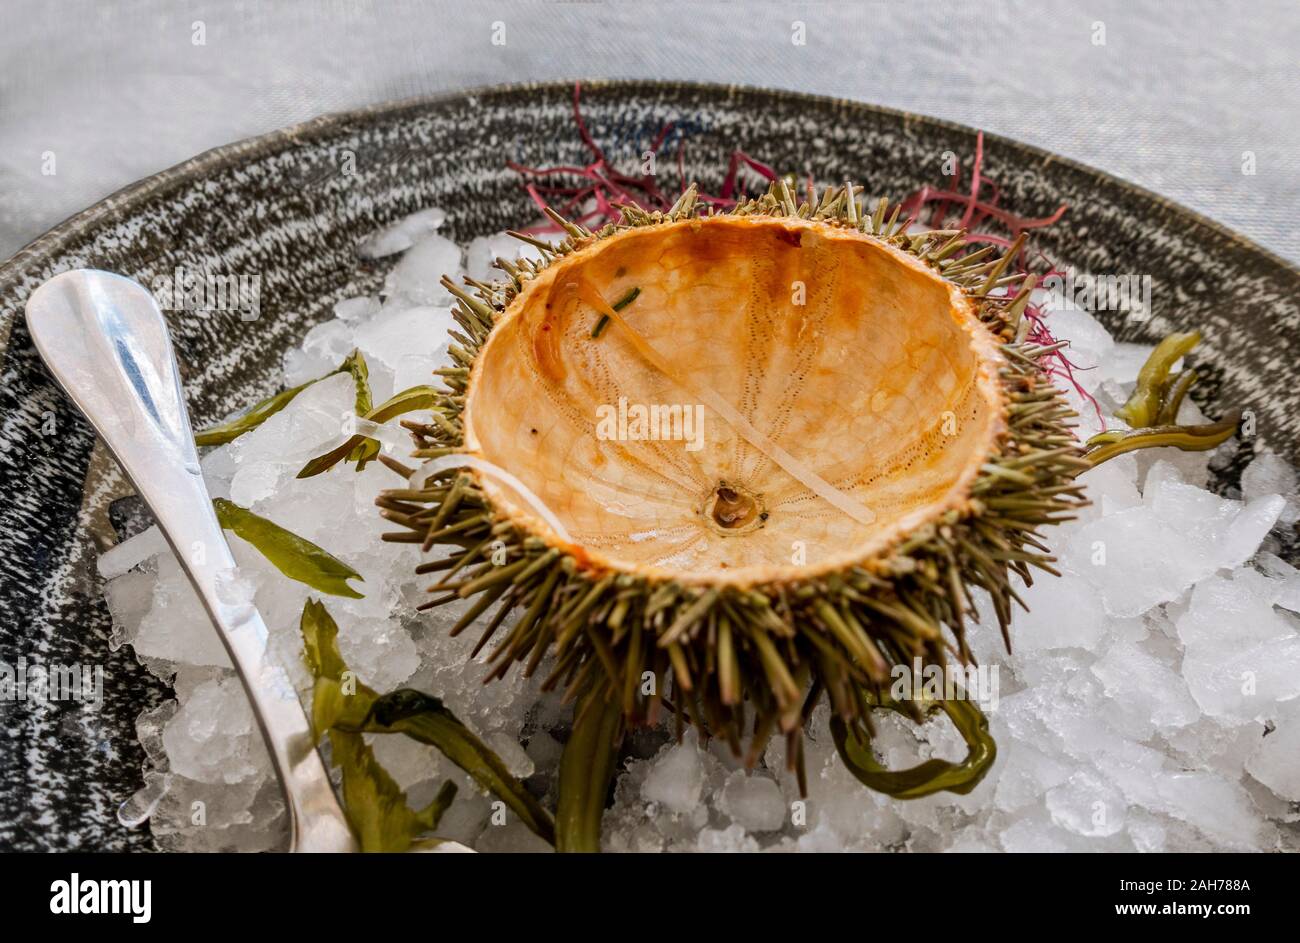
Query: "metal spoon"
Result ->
[[25, 269, 358, 853]]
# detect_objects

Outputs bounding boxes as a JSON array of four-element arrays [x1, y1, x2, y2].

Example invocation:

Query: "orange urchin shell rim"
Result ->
[[459, 214, 1010, 589]]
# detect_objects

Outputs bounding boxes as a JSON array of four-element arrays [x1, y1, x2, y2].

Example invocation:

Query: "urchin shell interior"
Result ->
[[384, 182, 1087, 769], [464, 214, 1007, 585]]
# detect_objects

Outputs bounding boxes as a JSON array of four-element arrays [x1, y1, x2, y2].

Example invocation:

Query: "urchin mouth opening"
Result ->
[[704, 482, 765, 536]]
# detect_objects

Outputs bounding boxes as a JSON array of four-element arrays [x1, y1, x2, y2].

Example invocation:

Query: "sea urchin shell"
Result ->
[[378, 181, 1088, 803]]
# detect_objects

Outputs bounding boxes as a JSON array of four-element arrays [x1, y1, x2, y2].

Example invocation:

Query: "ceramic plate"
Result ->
[[1, 80, 1296, 850]]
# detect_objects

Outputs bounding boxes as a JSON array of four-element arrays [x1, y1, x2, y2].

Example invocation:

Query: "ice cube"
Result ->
[[358, 207, 447, 259], [368, 732, 440, 791], [384, 233, 462, 305], [1136, 446, 1212, 490], [486, 732, 535, 780], [336, 617, 420, 692], [794, 822, 848, 852], [1181, 640, 1300, 723], [1091, 640, 1199, 738], [1241, 448, 1298, 503], [1219, 495, 1286, 568], [102, 567, 156, 651], [465, 232, 545, 283], [695, 824, 761, 853], [1125, 814, 1168, 853], [1062, 505, 1209, 617], [1176, 569, 1300, 722], [718, 770, 786, 832], [641, 732, 708, 815], [133, 551, 232, 670], [281, 345, 336, 388], [1075, 452, 1141, 521], [352, 303, 454, 384], [1009, 574, 1108, 653], [228, 371, 355, 467], [161, 676, 268, 785], [1063, 479, 1284, 618], [1176, 568, 1291, 648], [1047, 307, 1114, 394], [1246, 703, 1300, 801], [334, 295, 381, 324], [229, 460, 283, 507], [200, 445, 236, 501], [1150, 772, 1275, 851], [999, 813, 1070, 852], [1045, 768, 1125, 837], [149, 774, 286, 852], [476, 817, 554, 853], [992, 740, 1074, 813], [300, 317, 356, 364], [98, 525, 168, 580], [1255, 552, 1300, 613]]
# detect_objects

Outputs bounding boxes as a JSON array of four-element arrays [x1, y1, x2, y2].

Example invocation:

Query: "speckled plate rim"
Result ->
[[3, 78, 1297, 293], [3, 78, 1297, 853]]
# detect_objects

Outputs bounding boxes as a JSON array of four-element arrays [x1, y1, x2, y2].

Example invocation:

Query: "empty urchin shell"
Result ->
[[378, 181, 1088, 802]]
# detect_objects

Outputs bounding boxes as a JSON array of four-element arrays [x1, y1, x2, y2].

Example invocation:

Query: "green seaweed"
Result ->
[[590, 285, 641, 338], [1085, 411, 1241, 467], [300, 599, 456, 852], [555, 685, 624, 852], [831, 690, 996, 799], [1114, 331, 1200, 428], [298, 385, 442, 479], [300, 599, 555, 846], [213, 498, 364, 598], [194, 349, 372, 447]]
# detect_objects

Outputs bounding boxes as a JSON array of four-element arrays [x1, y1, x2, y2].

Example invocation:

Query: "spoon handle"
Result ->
[[25, 270, 356, 853]]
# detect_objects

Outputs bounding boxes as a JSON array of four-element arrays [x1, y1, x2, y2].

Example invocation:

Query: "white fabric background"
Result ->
[[1, 0, 1296, 262]]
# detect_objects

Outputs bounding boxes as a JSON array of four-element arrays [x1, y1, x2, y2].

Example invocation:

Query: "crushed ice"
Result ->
[[99, 208, 1300, 852]]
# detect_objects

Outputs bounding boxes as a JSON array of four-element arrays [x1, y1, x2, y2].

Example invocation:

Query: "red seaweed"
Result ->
[[895, 133, 1096, 422], [505, 86, 1096, 421], [510, 82, 775, 233]]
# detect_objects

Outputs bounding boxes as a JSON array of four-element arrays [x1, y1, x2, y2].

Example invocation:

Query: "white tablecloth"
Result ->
[[2, 0, 1296, 262]]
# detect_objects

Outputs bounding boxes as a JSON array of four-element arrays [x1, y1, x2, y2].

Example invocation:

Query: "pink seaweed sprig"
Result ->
[[505, 90, 1095, 420], [509, 82, 777, 233], [896, 134, 1096, 420]]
